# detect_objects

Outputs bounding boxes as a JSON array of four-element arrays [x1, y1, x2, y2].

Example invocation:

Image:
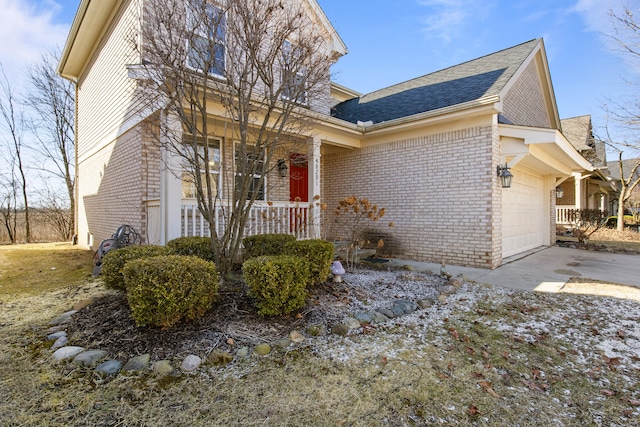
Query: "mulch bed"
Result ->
[[64, 279, 356, 361]]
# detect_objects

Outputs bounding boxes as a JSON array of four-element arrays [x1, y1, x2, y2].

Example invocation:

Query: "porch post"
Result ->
[[573, 172, 583, 210], [160, 112, 183, 244], [308, 136, 321, 239]]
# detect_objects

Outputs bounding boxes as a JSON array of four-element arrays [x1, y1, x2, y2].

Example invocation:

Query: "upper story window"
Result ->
[[187, 1, 226, 77], [281, 40, 308, 105], [182, 135, 221, 199]]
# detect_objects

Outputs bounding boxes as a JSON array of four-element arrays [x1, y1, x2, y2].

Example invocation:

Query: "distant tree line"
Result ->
[[0, 50, 75, 244]]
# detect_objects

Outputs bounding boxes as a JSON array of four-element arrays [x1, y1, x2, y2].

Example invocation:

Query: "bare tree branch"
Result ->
[[26, 49, 75, 240], [137, 0, 333, 274], [0, 64, 31, 242]]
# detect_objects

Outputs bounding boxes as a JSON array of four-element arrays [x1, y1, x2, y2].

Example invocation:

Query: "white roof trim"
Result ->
[[499, 124, 594, 173]]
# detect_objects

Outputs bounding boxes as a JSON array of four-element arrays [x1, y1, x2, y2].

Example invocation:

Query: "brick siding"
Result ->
[[80, 124, 146, 248], [502, 61, 551, 128], [322, 125, 499, 268]]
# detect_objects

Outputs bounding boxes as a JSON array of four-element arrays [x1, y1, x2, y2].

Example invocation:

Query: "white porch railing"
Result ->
[[181, 200, 312, 240], [556, 206, 575, 225]]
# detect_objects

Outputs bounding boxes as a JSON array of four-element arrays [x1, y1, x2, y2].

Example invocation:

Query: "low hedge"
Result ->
[[284, 239, 334, 284], [101, 245, 171, 291], [242, 233, 296, 259], [123, 255, 220, 328], [167, 236, 215, 261], [242, 255, 310, 316]]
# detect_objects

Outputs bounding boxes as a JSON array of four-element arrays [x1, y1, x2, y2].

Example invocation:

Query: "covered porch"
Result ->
[[555, 171, 616, 225], [144, 117, 362, 245]]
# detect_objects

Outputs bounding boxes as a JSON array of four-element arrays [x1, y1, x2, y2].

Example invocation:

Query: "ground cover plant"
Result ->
[[0, 243, 639, 426]]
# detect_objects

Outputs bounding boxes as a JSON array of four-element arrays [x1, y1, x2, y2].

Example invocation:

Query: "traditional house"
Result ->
[[555, 115, 616, 224], [607, 157, 640, 218], [59, 0, 593, 269]]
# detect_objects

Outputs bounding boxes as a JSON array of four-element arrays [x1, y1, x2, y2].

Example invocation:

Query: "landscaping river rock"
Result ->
[[43, 270, 466, 380]]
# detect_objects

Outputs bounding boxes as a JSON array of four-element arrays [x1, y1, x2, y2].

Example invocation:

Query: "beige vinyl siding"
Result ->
[[502, 60, 551, 129], [76, 0, 141, 162]]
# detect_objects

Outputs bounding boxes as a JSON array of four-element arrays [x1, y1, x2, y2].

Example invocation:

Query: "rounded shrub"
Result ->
[[242, 233, 296, 259], [242, 255, 310, 316], [167, 236, 214, 261], [123, 255, 220, 328], [101, 245, 171, 291], [284, 239, 334, 284]]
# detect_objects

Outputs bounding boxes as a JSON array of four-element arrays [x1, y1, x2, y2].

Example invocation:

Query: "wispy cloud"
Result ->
[[572, 0, 630, 35], [572, 0, 640, 72], [0, 0, 69, 80], [418, 0, 497, 43]]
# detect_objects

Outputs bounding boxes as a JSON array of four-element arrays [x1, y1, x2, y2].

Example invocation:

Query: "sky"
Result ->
[[319, 0, 633, 140], [0, 0, 636, 150]]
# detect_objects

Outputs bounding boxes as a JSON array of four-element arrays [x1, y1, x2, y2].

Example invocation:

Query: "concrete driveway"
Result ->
[[390, 246, 640, 292]]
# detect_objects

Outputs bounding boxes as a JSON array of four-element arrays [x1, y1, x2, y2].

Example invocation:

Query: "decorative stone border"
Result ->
[[43, 277, 464, 379]]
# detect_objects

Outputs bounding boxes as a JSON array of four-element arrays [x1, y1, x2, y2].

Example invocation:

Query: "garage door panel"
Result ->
[[502, 168, 544, 258]]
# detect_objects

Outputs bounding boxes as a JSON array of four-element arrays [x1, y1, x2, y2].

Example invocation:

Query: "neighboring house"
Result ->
[[607, 157, 640, 216], [58, 0, 593, 269], [555, 115, 617, 224]]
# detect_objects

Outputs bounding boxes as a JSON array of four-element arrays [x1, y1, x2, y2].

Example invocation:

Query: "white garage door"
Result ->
[[502, 167, 545, 258]]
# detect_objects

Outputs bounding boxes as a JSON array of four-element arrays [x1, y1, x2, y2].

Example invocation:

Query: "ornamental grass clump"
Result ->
[[243, 255, 310, 316], [167, 236, 214, 261], [283, 239, 334, 284], [101, 245, 172, 291], [123, 255, 220, 328]]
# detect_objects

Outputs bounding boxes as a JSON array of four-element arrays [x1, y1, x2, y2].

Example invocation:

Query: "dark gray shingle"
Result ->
[[332, 39, 540, 125]]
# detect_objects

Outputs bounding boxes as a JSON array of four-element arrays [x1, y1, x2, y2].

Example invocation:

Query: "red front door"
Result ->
[[289, 153, 308, 203], [289, 154, 308, 235]]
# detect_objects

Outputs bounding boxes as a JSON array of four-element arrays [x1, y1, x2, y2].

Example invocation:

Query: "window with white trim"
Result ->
[[235, 144, 265, 201], [281, 40, 308, 105], [182, 136, 221, 199], [187, 1, 225, 76]]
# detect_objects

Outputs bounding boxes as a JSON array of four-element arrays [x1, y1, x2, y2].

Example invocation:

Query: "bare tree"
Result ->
[[36, 184, 74, 241], [591, 119, 640, 231], [0, 169, 18, 243], [26, 50, 75, 239], [605, 6, 640, 230], [611, 151, 640, 231], [0, 64, 31, 242], [138, 0, 333, 274]]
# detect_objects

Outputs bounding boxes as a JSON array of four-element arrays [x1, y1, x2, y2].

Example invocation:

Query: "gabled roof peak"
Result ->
[[332, 39, 542, 125]]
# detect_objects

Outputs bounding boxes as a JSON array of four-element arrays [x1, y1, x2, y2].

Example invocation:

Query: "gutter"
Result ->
[[363, 95, 501, 134], [57, 0, 90, 78]]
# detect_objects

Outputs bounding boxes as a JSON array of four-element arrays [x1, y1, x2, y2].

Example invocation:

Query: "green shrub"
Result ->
[[101, 245, 171, 291], [242, 233, 296, 259], [167, 236, 214, 261], [123, 255, 220, 328], [284, 239, 334, 284], [243, 255, 310, 316]]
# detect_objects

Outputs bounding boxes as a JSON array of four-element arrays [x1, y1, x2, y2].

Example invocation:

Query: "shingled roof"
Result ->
[[561, 115, 593, 151], [559, 115, 609, 167], [331, 39, 540, 125], [608, 158, 640, 181]]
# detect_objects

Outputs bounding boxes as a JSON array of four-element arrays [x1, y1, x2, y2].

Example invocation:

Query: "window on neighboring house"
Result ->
[[235, 144, 265, 200], [281, 40, 308, 105], [187, 1, 225, 76], [182, 135, 221, 199]]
